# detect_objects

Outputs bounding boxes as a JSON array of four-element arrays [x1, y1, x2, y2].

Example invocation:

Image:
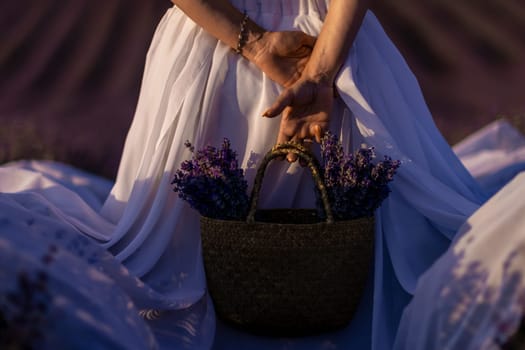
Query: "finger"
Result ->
[[262, 89, 294, 118], [275, 115, 293, 161], [287, 151, 298, 163], [312, 124, 323, 143], [276, 112, 293, 145], [276, 131, 290, 146], [286, 134, 301, 163], [276, 136, 288, 161]]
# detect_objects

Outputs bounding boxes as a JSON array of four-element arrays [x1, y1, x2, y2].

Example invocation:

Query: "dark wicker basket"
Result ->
[[200, 143, 375, 335]]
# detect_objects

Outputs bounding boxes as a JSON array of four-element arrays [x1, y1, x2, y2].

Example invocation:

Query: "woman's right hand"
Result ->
[[248, 31, 316, 88], [262, 74, 335, 162]]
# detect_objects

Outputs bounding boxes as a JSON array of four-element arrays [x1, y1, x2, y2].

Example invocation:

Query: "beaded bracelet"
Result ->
[[235, 11, 249, 54]]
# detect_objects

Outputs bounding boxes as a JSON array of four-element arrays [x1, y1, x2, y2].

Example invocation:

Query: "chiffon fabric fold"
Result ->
[[0, 1, 493, 348], [394, 172, 525, 350]]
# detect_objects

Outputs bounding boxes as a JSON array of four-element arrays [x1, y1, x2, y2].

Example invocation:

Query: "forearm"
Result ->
[[304, 0, 370, 85], [171, 0, 265, 62]]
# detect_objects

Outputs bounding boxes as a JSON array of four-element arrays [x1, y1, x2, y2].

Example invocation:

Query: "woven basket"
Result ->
[[200, 143, 374, 335]]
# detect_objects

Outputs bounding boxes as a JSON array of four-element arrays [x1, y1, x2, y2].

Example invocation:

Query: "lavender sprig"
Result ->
[[171, 139, 249, 220], [318, 133, 400, 220]]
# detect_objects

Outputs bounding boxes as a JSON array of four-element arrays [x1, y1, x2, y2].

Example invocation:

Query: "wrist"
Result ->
[[302, 47, 343, 87], [232, 11, 267, 62], [302, 67, 335, 88], [242, 29, 268, 63]]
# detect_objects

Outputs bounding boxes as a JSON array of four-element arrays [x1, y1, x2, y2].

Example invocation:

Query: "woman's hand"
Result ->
[[259, 0, 369, 163], [262, 77, 335, 162], [249, 31, 316, 88]]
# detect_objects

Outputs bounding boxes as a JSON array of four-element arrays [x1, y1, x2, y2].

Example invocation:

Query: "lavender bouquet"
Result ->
[[171, 139, 249, 220], [318, 132, 400, 220], [172, 135, 399, 222]]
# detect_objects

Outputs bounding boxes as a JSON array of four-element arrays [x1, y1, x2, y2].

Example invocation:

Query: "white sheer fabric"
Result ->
[[453, 120, 525, 196], [394, 171, 525, 350], [391, 120, 525, 350], [1, 1, 523, 349]]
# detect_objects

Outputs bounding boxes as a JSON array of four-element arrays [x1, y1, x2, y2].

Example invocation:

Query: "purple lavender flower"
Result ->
[[318, 133, 400, 220], [171, 139, 249, 220]]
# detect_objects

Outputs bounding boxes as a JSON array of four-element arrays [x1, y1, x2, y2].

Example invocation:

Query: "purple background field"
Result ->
[[1, 0, 524, 179]]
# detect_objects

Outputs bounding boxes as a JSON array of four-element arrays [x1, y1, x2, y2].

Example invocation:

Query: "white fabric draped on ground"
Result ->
[[394, 170, 525, 350], [1, 1, 525, 349], [391, 120, 525, 350]]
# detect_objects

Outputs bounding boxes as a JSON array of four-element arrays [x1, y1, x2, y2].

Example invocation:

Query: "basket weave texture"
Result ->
[[200, 143, 375, 335]]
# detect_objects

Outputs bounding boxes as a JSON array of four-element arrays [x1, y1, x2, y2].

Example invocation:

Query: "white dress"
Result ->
[[2, 0, 521, 349], [394, 171, 525, 350]]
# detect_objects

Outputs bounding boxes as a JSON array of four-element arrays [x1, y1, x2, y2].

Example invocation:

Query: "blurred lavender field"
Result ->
[[373, 0, 525, 142], [1, 0, 524, 179]]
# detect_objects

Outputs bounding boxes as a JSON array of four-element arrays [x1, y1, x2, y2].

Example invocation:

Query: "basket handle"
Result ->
[[246, 142, 334, 224]]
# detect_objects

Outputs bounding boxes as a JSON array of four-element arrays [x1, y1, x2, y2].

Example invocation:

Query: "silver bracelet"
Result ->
[[235, 11, 249, 54]]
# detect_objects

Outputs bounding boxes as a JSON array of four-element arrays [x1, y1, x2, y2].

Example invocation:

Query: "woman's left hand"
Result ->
[[249, 31, 316, 88], [262, 77, 335, 162]]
